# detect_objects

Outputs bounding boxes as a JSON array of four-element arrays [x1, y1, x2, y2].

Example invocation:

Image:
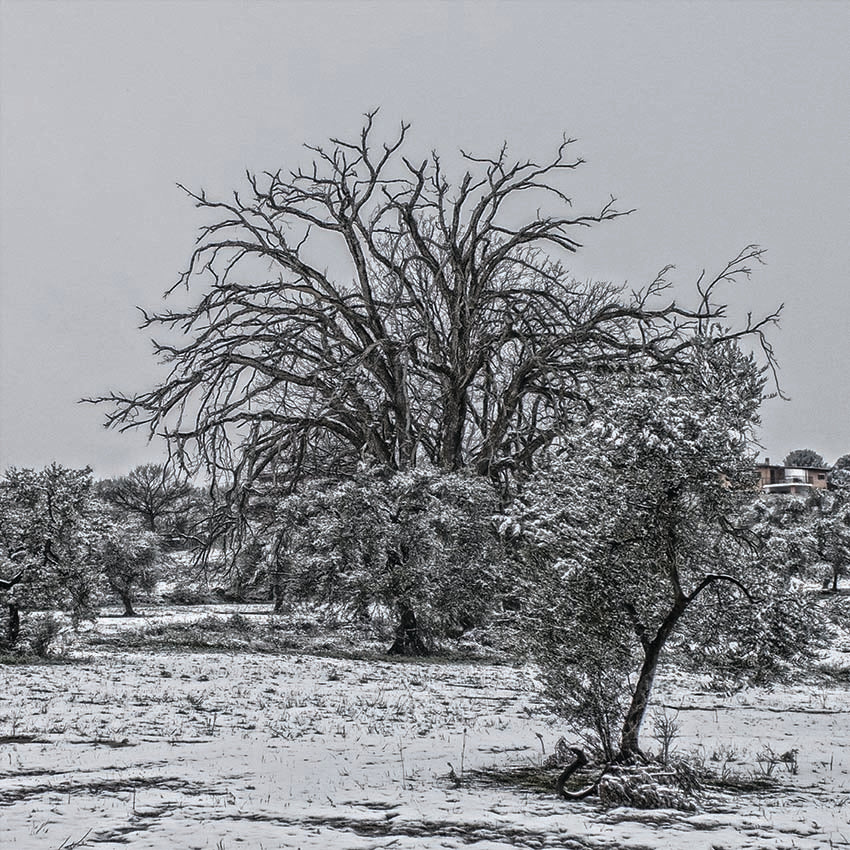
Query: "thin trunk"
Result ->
[[271, 557, 289, 614], [619, 599, 687, 760], [119, 590, 136, 617]]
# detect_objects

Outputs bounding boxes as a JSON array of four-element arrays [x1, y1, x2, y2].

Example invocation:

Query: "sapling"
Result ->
[[650, 708, 680, 765]]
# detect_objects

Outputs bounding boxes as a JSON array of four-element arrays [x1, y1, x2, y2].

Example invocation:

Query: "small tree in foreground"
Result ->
[[508, 342, 821, 781]]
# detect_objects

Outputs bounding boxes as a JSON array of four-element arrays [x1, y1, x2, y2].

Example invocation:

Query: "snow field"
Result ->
[[1, 614, 849, 849]]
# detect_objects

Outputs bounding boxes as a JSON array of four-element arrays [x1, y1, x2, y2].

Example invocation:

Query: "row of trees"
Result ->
[[0, 463, 207, 647], [3, 115, 841, 766], [2, 435, 844, 758]]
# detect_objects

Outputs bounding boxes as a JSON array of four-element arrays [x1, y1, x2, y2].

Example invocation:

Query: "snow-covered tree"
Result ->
[[280, 468, 505, 653], [0, 465, 106, 647], [828, 454, 850, 491], [750, 489, 850, 593], [508, 341, 820, 765], [799, 490, 849, 593], [86, 116, 783, 660], [96, 520, 160, 616]]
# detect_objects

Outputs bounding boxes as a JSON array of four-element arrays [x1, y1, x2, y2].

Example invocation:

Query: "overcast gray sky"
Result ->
[[1, 0, 847, 477]]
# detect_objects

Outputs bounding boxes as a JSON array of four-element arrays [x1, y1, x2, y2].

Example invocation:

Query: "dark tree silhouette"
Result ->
[[90, 114, 777, 499], [783, 448, 827, 468], [97, 464, 193, 534]]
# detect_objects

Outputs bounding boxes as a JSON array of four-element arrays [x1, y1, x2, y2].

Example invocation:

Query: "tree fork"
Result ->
[[618, 597, 687, 759]]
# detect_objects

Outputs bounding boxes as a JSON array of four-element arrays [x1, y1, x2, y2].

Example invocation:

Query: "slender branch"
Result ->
[[687, 573, 757, 604], [0, 569, 25, 590]]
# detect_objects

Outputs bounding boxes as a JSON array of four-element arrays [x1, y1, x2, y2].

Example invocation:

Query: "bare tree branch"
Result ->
[[86, 116, 780, 540]]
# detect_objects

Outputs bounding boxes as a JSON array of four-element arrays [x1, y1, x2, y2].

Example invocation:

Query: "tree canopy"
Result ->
[[90, 115, 778, 519], [277, 467, 505, 653], [783, 448, 827, 468], [828, 454, 850, 491], [0, 465, 104, 646], [97, 463, 194, 536], [86, 115, 784, 659]]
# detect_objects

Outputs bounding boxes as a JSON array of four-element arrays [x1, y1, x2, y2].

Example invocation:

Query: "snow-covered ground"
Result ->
[[1, 609, 849, 849]]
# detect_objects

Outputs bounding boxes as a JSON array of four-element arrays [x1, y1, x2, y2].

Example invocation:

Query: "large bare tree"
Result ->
[[90, 113, 777, 531]]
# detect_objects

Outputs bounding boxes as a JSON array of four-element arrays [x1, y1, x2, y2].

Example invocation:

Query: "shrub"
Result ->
[[20, 613, 64, 657]]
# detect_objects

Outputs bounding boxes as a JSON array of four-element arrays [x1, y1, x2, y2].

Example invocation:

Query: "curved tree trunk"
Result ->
[[619, 596, 687, 760], [388, 603, 429, 656], [555, 747, 589, 798]]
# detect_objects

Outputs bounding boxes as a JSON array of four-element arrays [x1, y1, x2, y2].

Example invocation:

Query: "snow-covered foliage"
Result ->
[[274, 468, 505, 644], [95, 519, 161, 616], [0, 465, 165, 647], [0, 466, 106, 645], [506, 341, 821, 759], [750, 489, 850, 593], [828, 453, 850, 491]]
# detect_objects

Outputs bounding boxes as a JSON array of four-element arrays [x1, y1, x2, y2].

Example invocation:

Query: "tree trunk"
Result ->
[[618, 641, 663, 760], [439, 382, 467, 471], [119, 590, 136, 617], [270, 556, 290, 614], [6, 602, 20, 646], [388, 603, 429, 656], [619, 599, 687, 760]]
